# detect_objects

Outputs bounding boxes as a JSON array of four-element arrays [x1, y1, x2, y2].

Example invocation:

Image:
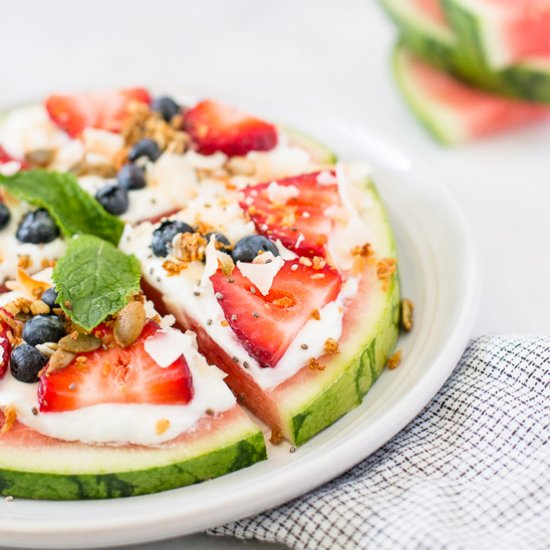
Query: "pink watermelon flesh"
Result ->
[[415, 0, 448, 25], [404, 48, 550, 139], [483, 0, 550, 61], [414, 0, 550, 62]]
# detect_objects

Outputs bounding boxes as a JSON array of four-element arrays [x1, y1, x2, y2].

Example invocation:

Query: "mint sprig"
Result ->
[[0, 169, 124, 245], [53, 235, 141, 331]]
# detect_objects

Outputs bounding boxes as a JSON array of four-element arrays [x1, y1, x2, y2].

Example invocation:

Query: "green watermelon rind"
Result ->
[[392, 43, 466, 145], [278, 178, 401, 446], [289, 279, 400, 446], [0, 414, 266, 500], [379, 0, 550, 103], [442, 0, 550, 102], [283, 126, 338, 165]]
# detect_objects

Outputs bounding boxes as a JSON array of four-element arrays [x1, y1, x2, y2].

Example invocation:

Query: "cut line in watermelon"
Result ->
[[393, 43, 550, 145], [151, 175, 400, 445]]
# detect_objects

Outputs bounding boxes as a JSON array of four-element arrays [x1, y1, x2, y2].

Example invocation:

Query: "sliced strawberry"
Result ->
[[239, 171, 339, 257], [184, 99, 278, 156], [45, 88, 151, 137], [0, 312, 12, 380], [211, 261, 342, 368], [37, 321, 193, 412]]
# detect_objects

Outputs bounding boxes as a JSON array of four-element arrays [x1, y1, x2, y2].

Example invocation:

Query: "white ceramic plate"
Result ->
[[0, 96, 480, 549]]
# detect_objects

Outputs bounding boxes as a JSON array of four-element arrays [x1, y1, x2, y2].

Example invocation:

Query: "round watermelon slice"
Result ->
[[393, 44, 550, 145]]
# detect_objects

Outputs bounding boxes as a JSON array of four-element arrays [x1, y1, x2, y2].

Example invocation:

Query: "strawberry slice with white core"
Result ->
[[211, 261, 342, 368], [0, 314, 12, 380], [37, 322, 193, 412], [44, 88, 151, 138], [184, 99, 278, 156], [239, 171, 340, 257]]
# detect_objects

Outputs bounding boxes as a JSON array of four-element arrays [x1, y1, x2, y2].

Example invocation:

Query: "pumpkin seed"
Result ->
[[114, 301, 146, 348], [58, 332, 102, 353]]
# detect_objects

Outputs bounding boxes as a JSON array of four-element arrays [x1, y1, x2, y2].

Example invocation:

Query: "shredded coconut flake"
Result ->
[[237, 252, 284, 296], [275, 239, 298, 260], [317, 170, 337, 185], [266, 181, 300, 204]]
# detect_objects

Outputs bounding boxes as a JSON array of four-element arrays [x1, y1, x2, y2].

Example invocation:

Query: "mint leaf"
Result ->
[[52, 235, 141, 331], [0, 169, 124, 245]]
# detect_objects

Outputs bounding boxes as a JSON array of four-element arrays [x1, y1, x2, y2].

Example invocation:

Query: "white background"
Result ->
[[1, 1, 549, 548]]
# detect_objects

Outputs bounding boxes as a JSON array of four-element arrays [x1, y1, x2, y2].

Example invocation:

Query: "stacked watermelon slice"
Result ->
[[380, 0, 550, 144]]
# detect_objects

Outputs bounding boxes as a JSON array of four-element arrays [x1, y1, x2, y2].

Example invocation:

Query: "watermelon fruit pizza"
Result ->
[[0, 89, 403, 499], [380, 0, 550, 143]]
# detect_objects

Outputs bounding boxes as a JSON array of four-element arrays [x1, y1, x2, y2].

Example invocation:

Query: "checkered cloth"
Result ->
[[209, 335, 550, 549]]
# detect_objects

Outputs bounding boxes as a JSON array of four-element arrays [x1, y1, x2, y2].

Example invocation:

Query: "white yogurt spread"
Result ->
[[121, 221, 360, 390], [0, 199, 66, 284], [0, 273, 236, 445]]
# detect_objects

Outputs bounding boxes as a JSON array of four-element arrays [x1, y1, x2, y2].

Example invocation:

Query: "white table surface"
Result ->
[[1, 0, 549, 548]]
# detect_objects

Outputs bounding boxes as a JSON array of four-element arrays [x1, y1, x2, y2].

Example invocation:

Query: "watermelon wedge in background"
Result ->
[[393, 44, 550, 145], [380, 0, 550, 143], [380, 0, 550, 104], [444, 0, 550, 68]]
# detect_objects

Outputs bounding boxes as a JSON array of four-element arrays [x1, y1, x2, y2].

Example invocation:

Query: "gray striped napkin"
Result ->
[[209, 335, 550, 549]]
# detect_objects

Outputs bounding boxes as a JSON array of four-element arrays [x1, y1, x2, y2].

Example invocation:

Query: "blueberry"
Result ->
[[40, 287, 59, 309], [151, 96, 181, 122], [232, 235, 279, 263], [204, 232, 231, 251], [151, 220, 193, 257], [128, 139, 160, 163], [0, 203, 10, 230], [117, 164, 146, 191], [22, 315, 66, 346], [95, 184, 129, 216], [10, 344, 48, 383], [16, 209, 60, 244]]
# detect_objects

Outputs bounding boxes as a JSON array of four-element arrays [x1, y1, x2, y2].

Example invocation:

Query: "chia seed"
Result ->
[[300, 343, 309, 350]]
